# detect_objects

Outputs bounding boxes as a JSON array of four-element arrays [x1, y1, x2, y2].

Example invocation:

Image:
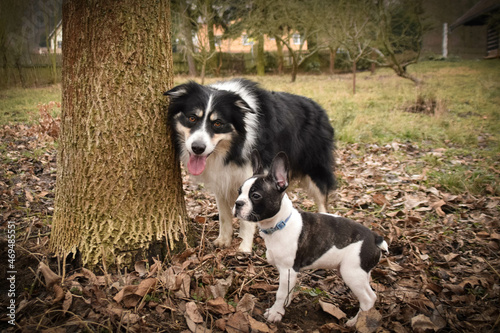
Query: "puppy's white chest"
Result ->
[[262, 215, 302, 268]]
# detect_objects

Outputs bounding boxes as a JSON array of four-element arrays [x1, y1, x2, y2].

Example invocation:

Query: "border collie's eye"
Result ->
[[188, 115, 197, 123], [251, 192, 262, 200], [213, 120, 223, 128]]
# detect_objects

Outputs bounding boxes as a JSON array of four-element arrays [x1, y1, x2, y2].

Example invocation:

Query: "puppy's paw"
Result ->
[[345, 316, 358, 327], [264, 307, 284, 323], [213, 236, 231, 248]]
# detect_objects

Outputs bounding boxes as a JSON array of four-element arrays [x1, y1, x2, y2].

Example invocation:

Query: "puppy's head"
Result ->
[[164, 81, 253, 176], [233, 151, 289, 222]]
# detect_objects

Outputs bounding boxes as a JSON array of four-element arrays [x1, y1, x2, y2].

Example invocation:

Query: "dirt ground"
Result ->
[[1, 124, 499, 332]]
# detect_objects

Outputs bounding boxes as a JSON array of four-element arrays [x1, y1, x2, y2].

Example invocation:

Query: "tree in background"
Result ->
[[372, 0, 427, 84], [272, 0, 327, 82], [43, 3, 61, 85], [0, 0, 30, 87], [50, 0, 188, 268], [172, 0, 198, 77], [335, 0, 377, 94]]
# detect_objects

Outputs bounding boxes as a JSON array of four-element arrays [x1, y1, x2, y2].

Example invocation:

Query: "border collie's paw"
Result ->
[[238, 241, 252, 253], [264, 306, 284, 323], [213, 236, 231, 248]]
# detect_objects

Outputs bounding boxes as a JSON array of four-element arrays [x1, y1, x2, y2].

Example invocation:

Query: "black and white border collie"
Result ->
[[233, 151, 388, 326], [165, 79, 335, 252]]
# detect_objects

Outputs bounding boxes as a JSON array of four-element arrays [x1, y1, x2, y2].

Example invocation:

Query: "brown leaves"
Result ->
[[319, 300, 346, 320], [38, 262, 64, 303], [3, 127, 500, 332], [113, 278, 157, 308]]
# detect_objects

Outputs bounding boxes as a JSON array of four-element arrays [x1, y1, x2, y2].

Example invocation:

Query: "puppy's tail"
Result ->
[[375, 235, 389, 254]]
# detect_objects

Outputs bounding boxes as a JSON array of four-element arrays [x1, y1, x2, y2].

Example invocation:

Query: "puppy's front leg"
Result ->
[[264, 268, 297, 323]]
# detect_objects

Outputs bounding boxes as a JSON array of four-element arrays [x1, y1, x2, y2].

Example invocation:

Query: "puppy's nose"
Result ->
[[191, 141, 206, 155], [234, 200, 245, 209]]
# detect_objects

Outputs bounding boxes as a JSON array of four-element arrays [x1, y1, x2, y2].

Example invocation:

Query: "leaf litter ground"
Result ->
[[1, 123, 499, 332]]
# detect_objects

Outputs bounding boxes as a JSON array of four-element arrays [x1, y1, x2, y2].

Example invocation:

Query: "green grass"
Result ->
[[0, 84, 61, 125], [2, 60, 500, 195], [190, 60, 500, 155]]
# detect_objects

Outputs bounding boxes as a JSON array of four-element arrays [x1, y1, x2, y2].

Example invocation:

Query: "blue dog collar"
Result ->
[[260, 213, 292, 235]]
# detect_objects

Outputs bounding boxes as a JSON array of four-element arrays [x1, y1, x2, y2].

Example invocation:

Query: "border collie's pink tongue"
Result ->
[[188, 154, 207, 175]]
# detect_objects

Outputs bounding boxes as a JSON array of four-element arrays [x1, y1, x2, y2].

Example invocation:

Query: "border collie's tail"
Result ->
[[375, 235, 389, 253]]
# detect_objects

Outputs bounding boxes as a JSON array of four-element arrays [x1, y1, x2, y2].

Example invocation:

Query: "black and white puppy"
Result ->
[[233, 151, 388, 326], [165, 79, 335, 253]]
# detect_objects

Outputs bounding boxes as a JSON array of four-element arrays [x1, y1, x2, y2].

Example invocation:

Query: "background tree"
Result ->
[[372, 0, 427, 84], [317, 0, 345, 74], [0, 0, 31, 88], [172, 0, 198, 77], [43, 5, 61, 85], [273, 0, 326, 82], [331, 0, 376, 93], [50, 0, 188, 268]]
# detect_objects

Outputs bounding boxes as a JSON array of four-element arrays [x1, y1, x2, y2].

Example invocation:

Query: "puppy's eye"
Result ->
[[251, 192, 262, 200], [213, 120, 223, 128], [188, 115, 197, 123]]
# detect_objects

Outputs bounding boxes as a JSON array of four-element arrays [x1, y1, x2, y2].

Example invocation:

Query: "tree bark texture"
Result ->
[[50, 0, 188, 267]]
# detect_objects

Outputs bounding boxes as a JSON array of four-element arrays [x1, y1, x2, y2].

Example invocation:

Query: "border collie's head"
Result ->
[[164, 79, 259, 176]]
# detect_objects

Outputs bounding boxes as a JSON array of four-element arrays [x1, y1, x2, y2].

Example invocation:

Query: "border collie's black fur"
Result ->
[[165, 79, 335, 252]]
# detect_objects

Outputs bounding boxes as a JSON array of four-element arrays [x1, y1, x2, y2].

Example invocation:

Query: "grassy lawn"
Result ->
[[0, 84, 62, 124], [1, 60, 499, 195]]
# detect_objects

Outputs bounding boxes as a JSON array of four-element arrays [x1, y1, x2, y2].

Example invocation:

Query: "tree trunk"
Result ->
[[201, 58, 207, 84], [329, 46, 337, 74], [352, 60, 356, 94], [50, 0, 188, 268], [256, 34, 265, 76], [180, 0, 197, 77], [275, 37, 283, 75]]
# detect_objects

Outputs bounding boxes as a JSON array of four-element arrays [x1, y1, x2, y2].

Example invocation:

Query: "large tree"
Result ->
[[50, 0, 188, 268]]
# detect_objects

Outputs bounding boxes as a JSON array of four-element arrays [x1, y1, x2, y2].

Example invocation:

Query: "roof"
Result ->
[[450, 0, 500, 30], [48, 20, 62, 40]]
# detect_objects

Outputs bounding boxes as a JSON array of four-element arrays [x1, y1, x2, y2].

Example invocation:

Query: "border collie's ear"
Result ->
[[235, 99, 253, 113], [270, 152, 289, 192], [164, 81, 199, 99], [251, 150, 264, 175]]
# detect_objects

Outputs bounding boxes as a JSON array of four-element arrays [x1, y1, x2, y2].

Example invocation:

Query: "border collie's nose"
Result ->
[[191, 141, 206, 155], [235, 200, 245, 209]]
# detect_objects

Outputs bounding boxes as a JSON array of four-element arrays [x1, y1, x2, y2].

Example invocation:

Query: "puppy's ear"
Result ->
[[270, 152, 289, 192], [163, 81, 200, 99], [251, 150, 264, 175]]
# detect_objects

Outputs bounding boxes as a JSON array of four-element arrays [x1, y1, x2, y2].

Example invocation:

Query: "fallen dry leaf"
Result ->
[[355, 308, 382, 333], [210, 274, 233, 299], [319, 299, 346, 320], [38, 262, 64, 303], [135, 260, 148, 277], [236, 293, 255, 315], [62, 290, 73, 313], [207, 297, 235, 315], [135, 278, 157, 297], [248, 316, 272, 333], [226, 311, 250, 333], [185, 301, 204, 323], [411, 314, 438, 332]]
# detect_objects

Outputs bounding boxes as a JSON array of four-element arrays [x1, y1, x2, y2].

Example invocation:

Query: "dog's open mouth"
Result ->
[[187, 154, 208, 175]]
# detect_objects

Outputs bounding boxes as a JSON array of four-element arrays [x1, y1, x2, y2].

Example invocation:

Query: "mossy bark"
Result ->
[[50, 0, 188, 267]]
